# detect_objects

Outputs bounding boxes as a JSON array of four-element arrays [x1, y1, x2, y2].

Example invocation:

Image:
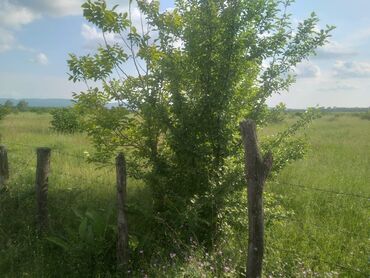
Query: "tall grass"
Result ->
[[0, 112, 369, 277]]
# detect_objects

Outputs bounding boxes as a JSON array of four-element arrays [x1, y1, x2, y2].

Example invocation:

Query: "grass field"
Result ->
[[0, 112, 369, 277]]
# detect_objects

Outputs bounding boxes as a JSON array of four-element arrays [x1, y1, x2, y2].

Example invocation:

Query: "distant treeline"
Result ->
[[0, 98, 73, 108], [288, 107, 370, 113], [1, 98, 369, 112], [0, 100, 62, 118]]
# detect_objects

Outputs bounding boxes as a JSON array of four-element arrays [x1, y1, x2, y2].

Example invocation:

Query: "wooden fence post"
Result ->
[[36, 147, 51, 232], [116, 152, 129, 272], [0, 145, 9, 191], [240, 119, 273, 278]]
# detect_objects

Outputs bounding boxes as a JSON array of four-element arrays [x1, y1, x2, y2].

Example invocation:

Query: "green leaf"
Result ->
[[79, 217, 88, 240], [72, 208, 83, 219], [46, 236, 71, 251]]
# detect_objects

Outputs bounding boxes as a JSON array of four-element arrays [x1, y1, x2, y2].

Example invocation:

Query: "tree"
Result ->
[[69, 0, 333, 244], [4, 100, 14, 108], [266, 102, 286, 124], [50, 108, 81, 134], [0, 105, 11, 121], [16, 100, 29, 112]]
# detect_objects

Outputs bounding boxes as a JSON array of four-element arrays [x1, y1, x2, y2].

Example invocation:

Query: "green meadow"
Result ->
[[0, 112, 369, 277]]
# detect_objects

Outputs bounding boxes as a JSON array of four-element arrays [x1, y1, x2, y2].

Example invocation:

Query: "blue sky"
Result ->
[[0, 0, 369, 108]]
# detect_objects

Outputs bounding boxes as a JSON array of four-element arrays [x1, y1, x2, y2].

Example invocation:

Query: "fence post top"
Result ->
[[240, 118, 256, 127], [37, 147, 51, 153], [116, 152, 125, 160]]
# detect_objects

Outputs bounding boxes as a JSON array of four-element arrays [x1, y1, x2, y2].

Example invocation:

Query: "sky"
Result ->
[[0, 0, 369, 108]]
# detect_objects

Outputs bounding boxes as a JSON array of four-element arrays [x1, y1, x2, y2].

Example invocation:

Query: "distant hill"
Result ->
[[287, 107, 370, 113], [0, 98, 73, 107], [1, 98, 369, 111]]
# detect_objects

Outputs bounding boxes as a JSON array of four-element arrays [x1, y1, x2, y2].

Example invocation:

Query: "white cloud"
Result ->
[[9, 0, 81, 18], [267, 75, 370, 108], [314, 40, 357, 60], [31, 52, 49, 65], [295, 62, 321, 78], [0, 1, 39, 29], [333, 61, 370, 78], [81, 23, 118, 49], [0, 0, 81, 29], [33, 0, 82, 17], [0, 0, 82, 52], [0, 28, 15, 52], [319, 83, 358, 92]]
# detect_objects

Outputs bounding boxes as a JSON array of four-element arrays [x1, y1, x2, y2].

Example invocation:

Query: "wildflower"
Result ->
[[170, 253, 176, 259]]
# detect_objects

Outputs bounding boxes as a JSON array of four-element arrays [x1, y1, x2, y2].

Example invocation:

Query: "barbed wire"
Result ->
[[53, 150, 88, 160], [289, 217, 362, 239], [51, 170, 112, 183], [2, 143, 368, 275], [2, 142, 88, 160], [9, 155, 35, 180], [271, 246, 369, 276], [270, 181, 370, 200], [1, 142, 37, 150], [264, 201, 369, 276], [264, 215, 367, 275]]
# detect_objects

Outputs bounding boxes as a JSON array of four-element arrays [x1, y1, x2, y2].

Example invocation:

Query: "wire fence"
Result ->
[[271, 246, 368, 276], [5, 142, 87, 160], [272, 181, 370, 200], [1, 142, 369, 276]]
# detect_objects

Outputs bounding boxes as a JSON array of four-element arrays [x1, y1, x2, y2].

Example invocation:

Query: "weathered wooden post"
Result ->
[[36, 147, 51, 232], [240, 119, 273, 278], [0, 145, 9, 191], [116, 152, 129, 272]]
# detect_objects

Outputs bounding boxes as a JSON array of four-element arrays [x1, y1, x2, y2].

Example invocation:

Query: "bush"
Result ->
[[50, 108, 81, 134], [69, 0, 332, 247], [46, 208, 116, 275], [16, 100, 29, 112], [0, 105, 11, 121], [360, 110, 370, 120], [266, 103, 287, 124]]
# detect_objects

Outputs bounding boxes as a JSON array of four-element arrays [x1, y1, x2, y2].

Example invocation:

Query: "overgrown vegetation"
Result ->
[[0, 113, 368, 277], [266, 103, 287, 124], [0, 105, 11, 121], [7, 0, 370, 276], [359, 109, 370, 120], [68, 0, 333, 249], [50, 108, 81, 134]]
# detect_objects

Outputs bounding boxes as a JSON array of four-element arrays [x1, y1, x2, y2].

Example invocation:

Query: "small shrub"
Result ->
[[16, 100, 29, 112], [0, 105, 11, 121], [267, 103, 287, 124], [46, 208, 116, 275], [50, 108, 81, 134], [360, 110, 370, 120]]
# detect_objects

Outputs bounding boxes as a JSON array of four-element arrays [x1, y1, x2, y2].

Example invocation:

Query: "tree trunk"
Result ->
[[35, 147, 51, 232], [240, 119, 273, 278], [116, 153, 129, 273], [0, 145, 9, 191]]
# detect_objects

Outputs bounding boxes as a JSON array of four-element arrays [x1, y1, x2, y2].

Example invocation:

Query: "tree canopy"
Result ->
[[69, 0, 333, 243]]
